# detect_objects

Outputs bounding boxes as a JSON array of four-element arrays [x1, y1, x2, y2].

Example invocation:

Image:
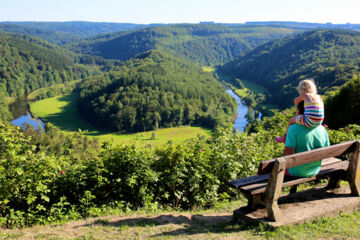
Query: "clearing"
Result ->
[[29, 92, 211, 146]]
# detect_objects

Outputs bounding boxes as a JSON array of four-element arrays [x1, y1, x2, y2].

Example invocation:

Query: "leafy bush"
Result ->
[[1, 115, 359, 227]]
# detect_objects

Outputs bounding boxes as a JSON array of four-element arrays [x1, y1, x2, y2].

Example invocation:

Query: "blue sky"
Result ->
[[1, 0, 360, 24]]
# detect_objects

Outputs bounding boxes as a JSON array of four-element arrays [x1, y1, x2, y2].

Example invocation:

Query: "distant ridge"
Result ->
[[0, 21, 155, 44], [67, 24, 300, 65], [245, 21, 360, 30]]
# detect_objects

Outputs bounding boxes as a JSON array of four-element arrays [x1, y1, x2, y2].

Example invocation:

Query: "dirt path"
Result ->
[[0, 203, 257, 240]]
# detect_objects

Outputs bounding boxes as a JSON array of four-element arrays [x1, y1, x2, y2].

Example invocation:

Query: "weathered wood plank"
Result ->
[[258, 141, 356, 174], [230, 158, 342, 190], [321, 157, 342, 166], [241, 160, 349, 195], [265, 158, 286, 221], [348, 140, 360, 196]]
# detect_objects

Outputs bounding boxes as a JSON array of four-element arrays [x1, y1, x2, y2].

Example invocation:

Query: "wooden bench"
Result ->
[[228, 139, 360, 222]]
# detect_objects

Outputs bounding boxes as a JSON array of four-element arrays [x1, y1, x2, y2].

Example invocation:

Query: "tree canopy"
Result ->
[[68, 24, 300, 66], [220, 29, 360, 109], [77, 50, 237, 132]]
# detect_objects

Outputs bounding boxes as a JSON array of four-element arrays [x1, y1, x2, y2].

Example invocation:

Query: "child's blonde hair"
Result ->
[[297, 79, 317, 95]]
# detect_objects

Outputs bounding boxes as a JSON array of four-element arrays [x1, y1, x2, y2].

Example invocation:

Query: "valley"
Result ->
[[2, 20, 360, 234]]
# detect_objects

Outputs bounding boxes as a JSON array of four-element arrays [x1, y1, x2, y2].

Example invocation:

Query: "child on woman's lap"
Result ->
[[276, 79, 324, 143]]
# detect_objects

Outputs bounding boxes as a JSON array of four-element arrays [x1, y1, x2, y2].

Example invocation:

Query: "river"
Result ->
[[226, 88, 261, 132], [10, 113, 45, 131]]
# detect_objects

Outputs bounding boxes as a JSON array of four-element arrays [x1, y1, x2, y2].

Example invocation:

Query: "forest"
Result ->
[[77, 50, 237, 132], [220, 29, 360, 109], [0, 22, 152, 45], [66, 24, 301, 65]]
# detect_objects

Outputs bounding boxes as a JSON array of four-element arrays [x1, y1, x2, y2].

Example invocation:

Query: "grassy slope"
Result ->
[[1, 198, 360, 239], [29, 92, 211, 146]]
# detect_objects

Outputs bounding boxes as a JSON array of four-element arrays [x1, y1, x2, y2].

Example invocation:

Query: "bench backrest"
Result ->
[[258, 140, 358, 175]]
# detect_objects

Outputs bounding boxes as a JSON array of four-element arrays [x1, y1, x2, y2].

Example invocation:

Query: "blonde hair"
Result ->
[[297, 79, 317, 95]]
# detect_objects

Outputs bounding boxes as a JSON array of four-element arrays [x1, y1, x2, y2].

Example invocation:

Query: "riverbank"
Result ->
[[216, 71, 277, 118]]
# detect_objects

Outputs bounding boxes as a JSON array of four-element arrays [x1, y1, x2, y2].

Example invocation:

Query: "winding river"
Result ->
[[226, 88, 250, 131]]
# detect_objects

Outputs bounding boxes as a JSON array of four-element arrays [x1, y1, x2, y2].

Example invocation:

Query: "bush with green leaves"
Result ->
[[0, 122, 69, 226], [1, 115, 360, 227]]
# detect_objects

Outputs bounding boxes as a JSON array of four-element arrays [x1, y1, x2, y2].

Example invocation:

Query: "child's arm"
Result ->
[[294, 94, 305, 105]]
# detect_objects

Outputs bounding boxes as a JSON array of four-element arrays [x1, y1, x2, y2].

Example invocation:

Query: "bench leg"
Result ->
[[244, 193, 264, 210], [326, 175, 342, 190], [348, 141, 360, 196], [290, 185, 298, 194], [265, 158, 286, 222]]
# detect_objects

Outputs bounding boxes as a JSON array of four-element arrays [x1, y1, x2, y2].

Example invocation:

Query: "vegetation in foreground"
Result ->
[[1, 178, 360, 240], [2, 102, 360, 229]]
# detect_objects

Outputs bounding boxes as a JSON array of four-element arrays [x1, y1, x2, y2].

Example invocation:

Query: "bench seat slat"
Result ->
[[228, 157, 342, 189], [228, 173, 270, 189], [240, 160, 349, 195]]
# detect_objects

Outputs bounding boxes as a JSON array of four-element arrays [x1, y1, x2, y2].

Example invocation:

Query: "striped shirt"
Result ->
[[296, 95, 324, 128]]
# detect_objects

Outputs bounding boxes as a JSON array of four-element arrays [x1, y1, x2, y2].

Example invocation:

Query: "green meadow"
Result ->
[[201, 66, 215, 72], [240, 79, 269, 95], [29, 92, 211, 146]]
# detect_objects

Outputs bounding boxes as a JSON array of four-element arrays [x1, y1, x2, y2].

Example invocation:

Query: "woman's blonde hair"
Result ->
[[297, 79, 317, 95]]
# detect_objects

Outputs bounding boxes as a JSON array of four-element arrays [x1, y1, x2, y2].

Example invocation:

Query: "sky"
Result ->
[[1, 0, 360, 24]]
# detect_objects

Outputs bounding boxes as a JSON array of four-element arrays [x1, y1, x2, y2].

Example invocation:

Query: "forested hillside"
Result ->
[[77, 50, 237, 132], [0, 33, 101, 96], [68, 24, 300, 65], [0, 32, 103, 119], [220, 29, 360, 108], [325, 75, 360, 128], [244, 21, 360, 30], [0, 22, 151, 44]]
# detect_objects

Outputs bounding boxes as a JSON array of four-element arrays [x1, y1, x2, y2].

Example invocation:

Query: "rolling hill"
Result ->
[[0, 21, 152, 44], [0, 32, 106, 119], [220, 29, 360, 108], [67, 24, 301, 65], [77, 50, 237, 132], [0, 32, 101, 96]]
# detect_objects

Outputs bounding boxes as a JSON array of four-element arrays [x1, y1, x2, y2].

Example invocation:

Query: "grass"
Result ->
[[240, 79, 269, 95], [216, 71, 268, 95], [1, 197, 360, 239], [202, 66, 215, 72], [29, 92, 211, 146]]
